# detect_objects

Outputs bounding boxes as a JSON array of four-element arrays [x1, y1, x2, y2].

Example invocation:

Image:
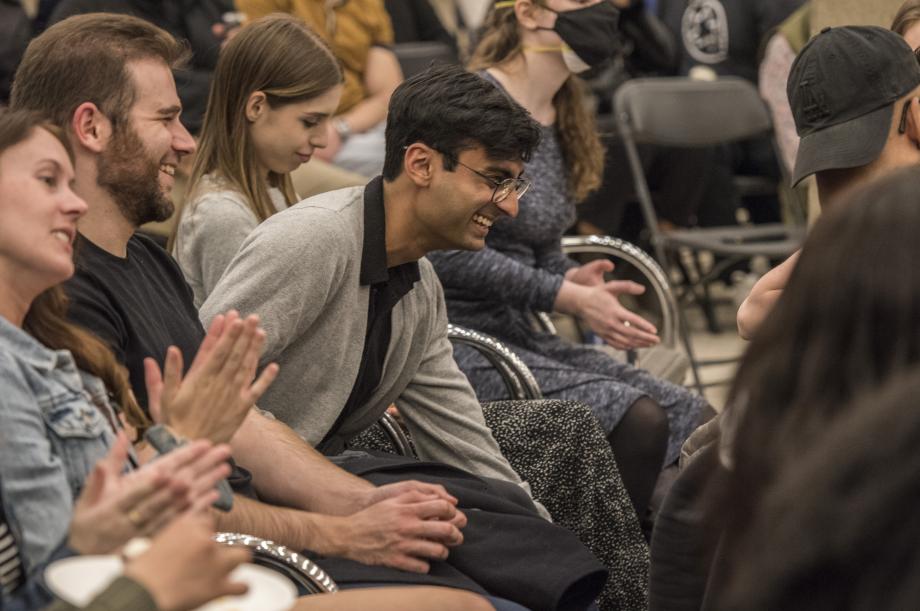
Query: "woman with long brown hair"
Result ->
[[171, 14, 344, 306], [429, 0, 710, 523], [0, 107, 265, 609]]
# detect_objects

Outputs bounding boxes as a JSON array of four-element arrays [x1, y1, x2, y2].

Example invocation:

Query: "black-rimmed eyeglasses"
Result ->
[[455, 160, 531, 203]]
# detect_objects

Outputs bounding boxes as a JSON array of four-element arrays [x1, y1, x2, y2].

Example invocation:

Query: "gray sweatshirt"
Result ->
[[173, 174, 287, 307], [199, 185, 532, 494]]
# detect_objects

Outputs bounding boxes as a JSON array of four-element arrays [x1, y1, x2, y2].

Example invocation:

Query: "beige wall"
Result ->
[[811, 0, 906, 34]]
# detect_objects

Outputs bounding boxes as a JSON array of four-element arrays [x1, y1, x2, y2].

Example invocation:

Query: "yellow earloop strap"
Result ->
[[522, 45, 571, 53], [495, 1, 516, 8]]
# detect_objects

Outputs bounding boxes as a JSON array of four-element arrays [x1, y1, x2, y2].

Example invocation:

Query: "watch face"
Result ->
[[335, 119, 351, 138]]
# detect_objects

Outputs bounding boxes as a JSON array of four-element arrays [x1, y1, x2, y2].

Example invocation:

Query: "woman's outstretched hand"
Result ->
[[557, 260, 660, 350]]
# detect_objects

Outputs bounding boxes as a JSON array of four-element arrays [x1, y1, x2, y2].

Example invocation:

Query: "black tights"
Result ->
[[607, 397, 670, 518]]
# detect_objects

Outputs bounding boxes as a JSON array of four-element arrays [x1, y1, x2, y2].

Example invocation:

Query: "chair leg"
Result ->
[[678, 306, 706, 397], [699, 280, 721, 334], [690, 251, 721, 334]]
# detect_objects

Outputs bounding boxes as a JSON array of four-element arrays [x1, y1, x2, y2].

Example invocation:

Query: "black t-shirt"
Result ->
[[64, 233, 205, 412], [64, 233, 258, 498], [659, 0, 804, 82]]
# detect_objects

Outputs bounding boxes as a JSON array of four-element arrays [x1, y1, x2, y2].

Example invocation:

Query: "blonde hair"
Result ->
[[470, 2, 604, 202], [170, 14, 342, 249], [892, 0, 920, 35]]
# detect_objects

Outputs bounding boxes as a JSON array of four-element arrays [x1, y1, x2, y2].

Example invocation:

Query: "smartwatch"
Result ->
[[144, 425, 234, 512], [333, 117, 352, 141]]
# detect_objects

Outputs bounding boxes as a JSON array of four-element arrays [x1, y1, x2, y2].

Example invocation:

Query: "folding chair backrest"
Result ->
[[392, 42, 458, 79], [614, 77, 772, 147]]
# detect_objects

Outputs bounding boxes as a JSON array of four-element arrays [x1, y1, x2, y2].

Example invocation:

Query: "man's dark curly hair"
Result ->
[[382, 62, 542, 181]]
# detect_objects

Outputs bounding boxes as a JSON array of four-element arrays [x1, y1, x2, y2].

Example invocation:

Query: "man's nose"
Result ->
[[173, 121, 197, 157], [497, 191, 519, 219]]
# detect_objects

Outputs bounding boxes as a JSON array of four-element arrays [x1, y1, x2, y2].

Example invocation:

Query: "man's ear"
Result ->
[[71, 102, 112, 154], [515, 0, 543, 31], [403, 143, 436, 187], [245, 91, 267, 122], [908, 97, 920, 151]]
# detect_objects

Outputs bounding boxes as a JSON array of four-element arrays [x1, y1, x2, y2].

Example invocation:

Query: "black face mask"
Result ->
[[538, 3, 620, 68]]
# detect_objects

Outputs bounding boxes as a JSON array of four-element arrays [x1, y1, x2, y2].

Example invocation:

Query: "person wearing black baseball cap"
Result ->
[[737, 25, 920, 340], [789, 25, 920, 193]]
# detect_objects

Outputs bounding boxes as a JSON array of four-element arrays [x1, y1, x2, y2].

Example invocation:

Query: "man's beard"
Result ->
[[97, 124, 175, 227]]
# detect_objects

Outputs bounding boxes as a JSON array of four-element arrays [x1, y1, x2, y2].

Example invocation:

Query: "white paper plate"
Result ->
[[45, 555, 297, 611]]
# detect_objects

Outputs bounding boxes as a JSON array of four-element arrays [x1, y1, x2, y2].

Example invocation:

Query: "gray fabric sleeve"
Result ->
[[396, 264, 551, 519], [178, 193, 259, 307], [199, 207, 350, 363], [428, 246, 566, 313]]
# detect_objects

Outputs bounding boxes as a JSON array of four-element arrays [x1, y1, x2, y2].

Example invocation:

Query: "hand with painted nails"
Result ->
[[144, 311, 279, 443], [67, 433, 233, 555]]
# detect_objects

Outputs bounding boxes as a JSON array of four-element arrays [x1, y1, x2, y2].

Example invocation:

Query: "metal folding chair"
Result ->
[[614, 77, 805, 389], [355, 324, 543, 456], [392, 42, 458, 78], [214, 532, 338, 594], [532, 234, 695, 389]]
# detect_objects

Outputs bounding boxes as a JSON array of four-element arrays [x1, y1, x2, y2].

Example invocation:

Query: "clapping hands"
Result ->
[[67, 433, 232, 555], [144, 311, 279, 443]]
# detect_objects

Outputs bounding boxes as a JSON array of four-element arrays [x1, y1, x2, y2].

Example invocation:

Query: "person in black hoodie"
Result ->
[[654, 0, 806, 227]]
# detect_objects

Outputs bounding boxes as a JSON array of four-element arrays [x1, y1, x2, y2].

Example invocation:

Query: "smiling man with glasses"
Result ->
[[201, 62, 549, 501]]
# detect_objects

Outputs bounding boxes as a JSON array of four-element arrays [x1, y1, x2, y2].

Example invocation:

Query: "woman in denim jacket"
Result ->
[[0, 109, 273, 610]]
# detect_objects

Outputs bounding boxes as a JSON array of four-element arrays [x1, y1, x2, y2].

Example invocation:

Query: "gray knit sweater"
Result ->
[[199, 185, 531, 492]]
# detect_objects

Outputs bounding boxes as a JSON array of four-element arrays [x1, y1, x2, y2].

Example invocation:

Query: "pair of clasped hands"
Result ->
[[65, 311, 276, 611]]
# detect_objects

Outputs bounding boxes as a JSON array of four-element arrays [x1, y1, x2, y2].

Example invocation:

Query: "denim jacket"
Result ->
[[0, 508, 74, 611], [0, 315, 116, 576]]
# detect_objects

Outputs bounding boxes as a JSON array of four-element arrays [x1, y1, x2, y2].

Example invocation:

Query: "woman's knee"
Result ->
[[619, 396, 670, 452]]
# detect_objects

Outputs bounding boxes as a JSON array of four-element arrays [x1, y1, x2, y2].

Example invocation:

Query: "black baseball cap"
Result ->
[[788, 26, 920, 186]]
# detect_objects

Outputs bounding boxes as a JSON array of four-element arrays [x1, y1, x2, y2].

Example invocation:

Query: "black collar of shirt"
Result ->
[[360, 175, 421, 293], [321, 177, 420, 452]]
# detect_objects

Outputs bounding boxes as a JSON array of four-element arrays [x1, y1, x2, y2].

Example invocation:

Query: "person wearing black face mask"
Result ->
[[532, 1, 622, 72], [429, 6, 713, 603]]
